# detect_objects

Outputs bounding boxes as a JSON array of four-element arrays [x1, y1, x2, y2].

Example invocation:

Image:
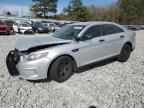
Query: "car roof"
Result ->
[[71, 21, 117, 26]]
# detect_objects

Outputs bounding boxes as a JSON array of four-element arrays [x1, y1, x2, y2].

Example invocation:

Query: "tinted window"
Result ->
[[102, 24, 124, 36], [53, 25, 85, 40], [5, 20, 16, 25], [83, 25, 101, 38], [35, 22, 43, 27]]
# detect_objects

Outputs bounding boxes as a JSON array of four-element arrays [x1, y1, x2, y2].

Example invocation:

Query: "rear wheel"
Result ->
[[117, 44, 132, 62], [49, 56, 74, 83]]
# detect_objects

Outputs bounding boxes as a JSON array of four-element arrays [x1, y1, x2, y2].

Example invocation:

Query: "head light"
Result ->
[[23, 52, 48, 62], [38, 28, 43, 30]]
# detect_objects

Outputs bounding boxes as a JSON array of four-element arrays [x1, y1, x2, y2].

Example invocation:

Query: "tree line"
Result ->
[[31, 0, 144, 24]]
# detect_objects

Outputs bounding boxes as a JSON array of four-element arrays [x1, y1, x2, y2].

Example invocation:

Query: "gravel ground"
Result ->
[[0, 31, 144, 108]]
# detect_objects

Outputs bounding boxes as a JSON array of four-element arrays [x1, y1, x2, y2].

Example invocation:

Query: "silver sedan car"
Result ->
[[6, 22, 136, 83]]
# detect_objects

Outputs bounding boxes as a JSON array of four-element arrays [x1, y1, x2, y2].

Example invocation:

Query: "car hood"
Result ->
[[15, 36, 72, 51]]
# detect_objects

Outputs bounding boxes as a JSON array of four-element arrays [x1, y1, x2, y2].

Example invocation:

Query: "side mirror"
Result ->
[[74, 35, 93, 41], [74, 36, 81, 41], [80, 35, 93, 41]]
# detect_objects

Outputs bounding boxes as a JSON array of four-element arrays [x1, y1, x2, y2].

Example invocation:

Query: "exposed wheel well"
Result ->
[[124, 42, 133, 51], [125, 42, 132, 47], [47, 55, 77, 78]]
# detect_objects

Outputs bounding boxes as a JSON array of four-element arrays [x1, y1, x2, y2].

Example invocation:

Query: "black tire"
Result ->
[[18, 28, 22, 34], [49, 56, 74, 83], [117, 44, 132, 62], [6, 32, 10, 36]]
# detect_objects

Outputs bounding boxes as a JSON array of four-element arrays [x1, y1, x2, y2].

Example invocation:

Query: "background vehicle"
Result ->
[[53, 22, 64, 27], [125, 25, 141, 31], [42, 22, 61, 32], [6, 22, 135, 82], [31, 21, 50, 33], [5, 20, 16, 32], [13, 22, 34, 34], [41, 21, 52, 24], [0, 20, 11, 35]]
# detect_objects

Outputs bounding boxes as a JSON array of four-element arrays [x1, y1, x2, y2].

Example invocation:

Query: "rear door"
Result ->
[[100, 24, 125, 57]]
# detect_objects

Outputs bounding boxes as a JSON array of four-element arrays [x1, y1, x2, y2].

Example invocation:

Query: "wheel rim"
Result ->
[[58, 60, 72, 79]]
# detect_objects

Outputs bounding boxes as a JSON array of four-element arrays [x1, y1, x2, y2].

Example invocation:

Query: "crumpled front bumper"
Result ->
[[6, 50, 51, 80], [6, 50, 20, 76]]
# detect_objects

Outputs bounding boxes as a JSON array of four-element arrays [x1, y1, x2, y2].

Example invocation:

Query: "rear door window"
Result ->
[[101, 24, 124, 36]]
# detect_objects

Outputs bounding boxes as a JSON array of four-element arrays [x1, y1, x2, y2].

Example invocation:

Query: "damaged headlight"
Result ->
[[23, 52, 48, 62]]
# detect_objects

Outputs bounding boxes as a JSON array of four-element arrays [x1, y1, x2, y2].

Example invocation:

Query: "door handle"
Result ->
[[120, 35, 124, 38], [72, 49, 79, 52], [99, 39, 105, 42]]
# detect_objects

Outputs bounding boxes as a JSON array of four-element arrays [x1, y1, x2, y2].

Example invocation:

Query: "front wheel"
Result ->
[[117, 44, 132, 62], [18, 28, 22, 34], [49, 56, 74, 83]]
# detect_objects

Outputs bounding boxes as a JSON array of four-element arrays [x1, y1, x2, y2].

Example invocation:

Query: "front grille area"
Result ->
[[24, 30, 33, 34], [6, 50, 20, 76], [14, 50, 21, 64]]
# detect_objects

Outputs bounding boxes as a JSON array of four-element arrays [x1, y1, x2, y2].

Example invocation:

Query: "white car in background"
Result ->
[[13, 22, 34, 34]]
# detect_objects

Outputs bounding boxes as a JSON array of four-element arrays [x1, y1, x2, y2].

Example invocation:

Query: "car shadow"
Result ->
[[27, 78, 52, 83], [75, 58, 117, 74], [0, 32, 16, 36]]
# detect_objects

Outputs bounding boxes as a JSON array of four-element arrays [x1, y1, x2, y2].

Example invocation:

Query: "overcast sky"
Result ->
[[0, 0, 117, 16]]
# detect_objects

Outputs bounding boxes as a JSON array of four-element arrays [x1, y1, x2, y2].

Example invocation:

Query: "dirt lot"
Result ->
[[0, 31, 144, 108]]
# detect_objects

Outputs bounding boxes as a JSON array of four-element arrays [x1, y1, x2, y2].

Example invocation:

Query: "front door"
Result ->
[[78, 25, 107, 66]]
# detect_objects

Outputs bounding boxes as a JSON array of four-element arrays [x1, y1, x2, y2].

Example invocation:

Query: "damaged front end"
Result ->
[[6, 43, 68, 76]]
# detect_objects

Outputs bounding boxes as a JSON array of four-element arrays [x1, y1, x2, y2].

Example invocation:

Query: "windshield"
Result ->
[[6, 20, 16, 25], [0, 21, 5, 25], [36, 22, 44, 27], [49, 23, 58, 27], [52, 25, 85, 40], [20, 23, 30, 27]]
